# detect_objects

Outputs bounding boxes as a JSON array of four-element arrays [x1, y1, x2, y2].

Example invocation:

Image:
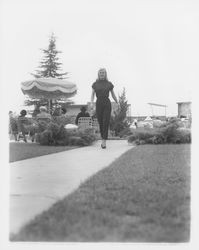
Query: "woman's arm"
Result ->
[[110, 89, 118, 104], [90, 89, 95, 108]]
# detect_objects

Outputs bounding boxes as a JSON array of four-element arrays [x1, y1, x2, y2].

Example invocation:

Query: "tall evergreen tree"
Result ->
[[25, 33, 71, 114], [110, 88, 130, 136], [32, 33, 68, 79]]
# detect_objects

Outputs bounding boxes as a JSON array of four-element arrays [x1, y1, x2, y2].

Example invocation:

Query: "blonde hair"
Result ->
[[97, 68, 108, 81]]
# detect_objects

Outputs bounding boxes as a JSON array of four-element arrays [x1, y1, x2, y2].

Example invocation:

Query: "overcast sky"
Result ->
[[1, 0, 198, 116]]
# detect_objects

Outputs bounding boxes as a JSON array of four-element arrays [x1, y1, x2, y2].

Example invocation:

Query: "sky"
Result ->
[[1, 0, 198, 116]]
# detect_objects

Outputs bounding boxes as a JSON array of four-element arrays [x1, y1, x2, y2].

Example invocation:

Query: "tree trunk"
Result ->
[[49, 99, 53, 114]]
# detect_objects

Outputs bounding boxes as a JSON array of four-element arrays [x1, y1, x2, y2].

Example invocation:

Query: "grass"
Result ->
[[11, 144, 190, 242], [9, 142, 78, 162]]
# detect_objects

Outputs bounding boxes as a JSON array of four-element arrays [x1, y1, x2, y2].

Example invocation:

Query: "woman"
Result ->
[[91, 68, 118, 148]]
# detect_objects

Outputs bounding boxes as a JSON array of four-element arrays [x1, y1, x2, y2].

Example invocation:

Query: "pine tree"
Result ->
[[25, 33, 70, 113], [110, 88, 130, 136], [32, 33, 68, 79]]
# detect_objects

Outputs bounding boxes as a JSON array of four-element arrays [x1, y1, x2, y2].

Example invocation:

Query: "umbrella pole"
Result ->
[[49, 99, 53, 114]]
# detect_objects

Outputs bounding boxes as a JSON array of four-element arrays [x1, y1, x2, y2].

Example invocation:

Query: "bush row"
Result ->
[[127, 120, 191, 145], [36, 122, 96, 146]]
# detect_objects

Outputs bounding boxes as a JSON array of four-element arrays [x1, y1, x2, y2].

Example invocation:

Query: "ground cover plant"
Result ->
[[11, 144, 190, 242], [128, 119, 191, 145], [9, 142, 78, 162]]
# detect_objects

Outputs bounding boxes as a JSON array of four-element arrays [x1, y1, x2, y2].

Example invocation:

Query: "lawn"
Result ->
[[11, 144, 190, 242], [9, 142, 77, 162]]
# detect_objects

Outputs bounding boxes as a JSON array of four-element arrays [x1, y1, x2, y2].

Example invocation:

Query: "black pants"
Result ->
[[96, 98, 111, 140]]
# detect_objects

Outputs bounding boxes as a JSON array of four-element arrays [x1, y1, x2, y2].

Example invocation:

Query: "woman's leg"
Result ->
[[96, 99, 111, 148], [102, 101, 111, 140], [96, 101, 104, 139]]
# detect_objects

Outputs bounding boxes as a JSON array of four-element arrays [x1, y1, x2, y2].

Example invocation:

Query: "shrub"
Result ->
[[80, 127, 95, 135], [109, 88, 130, 136], [160, 122, 180, 143], [136, 128, 160, 140], [68, 136, 86, 146], [37, 120, 49, 132], [161, 121, 191, 143], [37, 122, 67, 145], [168, 117, 180, 123], [80, 134, 96, 145], [172, 128, 191, 143], [118, 127, 133, 138], [127, 122, 191, 145], [78, 128, 96, 145], [36, 122, 96, 146], [127, 128, 160, 145], [146, 134, 165, 144], [47, 122, 60, 135], [52, 115, 75, 125], [127, 134, 137, 144], [36, 130, 53, 145], [153, 120, 165, 128]]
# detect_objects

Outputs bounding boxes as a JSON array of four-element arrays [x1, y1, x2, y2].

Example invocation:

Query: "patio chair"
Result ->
[[78, 117, 93, 130]]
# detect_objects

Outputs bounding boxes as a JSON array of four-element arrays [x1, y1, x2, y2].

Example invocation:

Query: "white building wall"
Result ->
[[177, 102, 191, 118]]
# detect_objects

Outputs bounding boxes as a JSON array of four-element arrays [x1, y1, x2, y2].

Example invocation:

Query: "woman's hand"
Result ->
[[89, 102, 94, 116], [90, 102, 94, 110], [91, 105, 96, 116], [115, 102, 120, 111], [111, 89, 118, 104]]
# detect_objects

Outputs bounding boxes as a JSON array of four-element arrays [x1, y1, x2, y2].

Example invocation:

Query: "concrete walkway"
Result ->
[[10, 140, 133, 234]]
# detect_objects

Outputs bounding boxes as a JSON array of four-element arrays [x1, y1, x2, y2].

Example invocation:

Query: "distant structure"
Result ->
[[66, 102, 131, 117], [148, 103, 167, 117], [177, 102, 191, 118], [66, 104, 87, 116], [87, 102, 131, 117]]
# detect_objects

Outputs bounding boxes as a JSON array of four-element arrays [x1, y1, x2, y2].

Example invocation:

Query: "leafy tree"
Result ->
[[110, 88, 130, 136]]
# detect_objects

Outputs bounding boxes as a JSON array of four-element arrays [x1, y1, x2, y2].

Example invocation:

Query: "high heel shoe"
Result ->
[[101, 139, 106, 149], [101, 142, 106, 149]]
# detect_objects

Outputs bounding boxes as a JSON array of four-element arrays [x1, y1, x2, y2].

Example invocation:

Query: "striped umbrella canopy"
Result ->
[[21, 78, 77, 100]]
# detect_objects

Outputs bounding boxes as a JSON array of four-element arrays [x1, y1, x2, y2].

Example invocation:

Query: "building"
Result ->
[[65, 104, 87, 116], [66, 102, 131, 117], [128, 115, 167, 123], [177, 102, 191, 118]]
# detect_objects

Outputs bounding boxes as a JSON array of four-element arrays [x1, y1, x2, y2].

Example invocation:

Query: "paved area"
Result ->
[[10, 140, 133, 234]]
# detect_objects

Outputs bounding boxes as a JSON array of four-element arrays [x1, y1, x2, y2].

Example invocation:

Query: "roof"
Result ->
[[176, 102, 191, 104], [67, 104, 87, 108]]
